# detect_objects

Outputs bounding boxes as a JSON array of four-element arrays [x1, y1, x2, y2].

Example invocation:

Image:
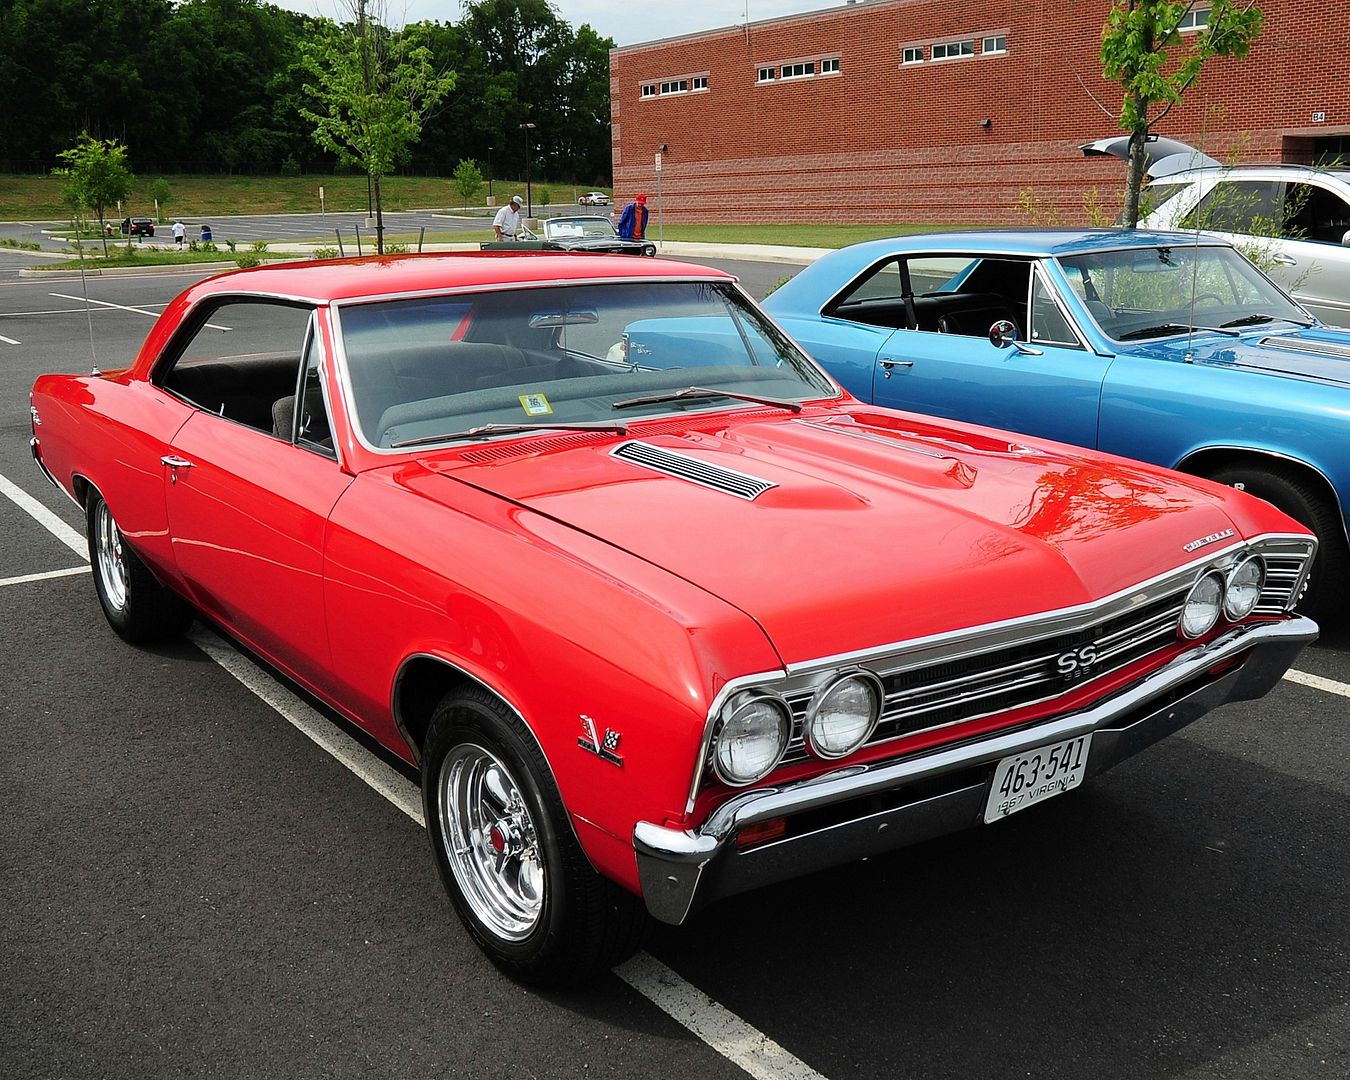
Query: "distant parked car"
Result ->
[[578, 191, 610, 205], [1139, 164, 1350, 327], [120, 217, 155, 237], [763, 228, 1350, 622], [481, 216, 655, 257]]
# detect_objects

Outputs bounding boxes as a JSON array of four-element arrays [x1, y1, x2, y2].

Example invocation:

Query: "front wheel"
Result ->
[[1208, 464, 1349, 625], [86, 492, 194, 643], [422, 687, 649, 986]]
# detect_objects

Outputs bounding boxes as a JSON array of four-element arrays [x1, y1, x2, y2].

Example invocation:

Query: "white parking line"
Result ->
[[49, 293, 229, 331], [0, 565, 91, 588], [0, 333, 19, 345], [1283, 668, 1350, 698], [0, 472, 87, 557]]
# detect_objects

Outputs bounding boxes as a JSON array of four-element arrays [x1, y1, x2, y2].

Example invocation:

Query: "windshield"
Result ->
[[336, 280, 838, 449], [1057, 244, 1309, 341], [544, 218, 617, 240]]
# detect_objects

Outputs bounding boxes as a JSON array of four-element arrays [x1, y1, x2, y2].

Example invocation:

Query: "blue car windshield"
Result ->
[[336, 279, 838, 449], [1057, 244, 1309, 341]]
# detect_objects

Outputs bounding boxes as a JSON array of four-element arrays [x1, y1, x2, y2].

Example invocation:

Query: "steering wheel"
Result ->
[[1191, 292, 1225, 307]]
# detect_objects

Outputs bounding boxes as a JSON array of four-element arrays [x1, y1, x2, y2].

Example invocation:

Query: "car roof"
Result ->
[[1151, 164, 1350, 185], [188, 252, 730, 303], [822, 227, 1230, 261]]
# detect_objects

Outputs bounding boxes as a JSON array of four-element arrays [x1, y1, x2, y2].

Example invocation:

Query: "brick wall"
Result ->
[[610, 0, 1350, 224]]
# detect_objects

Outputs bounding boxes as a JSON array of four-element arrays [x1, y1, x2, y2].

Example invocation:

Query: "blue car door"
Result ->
[[866, 257, 1113, 448]]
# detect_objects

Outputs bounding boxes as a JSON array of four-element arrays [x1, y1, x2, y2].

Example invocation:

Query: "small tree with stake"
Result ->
[[54, 134, 134, 258], [299, 0, 455, 254], [1102, 0, 1263, 227]]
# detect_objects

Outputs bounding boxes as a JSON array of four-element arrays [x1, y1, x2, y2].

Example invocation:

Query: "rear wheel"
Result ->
[[86, 492, 193, 643], [1207, 464, 1349, 625], [422, 686, 649, 987]]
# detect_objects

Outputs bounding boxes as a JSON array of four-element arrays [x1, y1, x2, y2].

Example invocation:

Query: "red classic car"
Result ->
[[30, 254, 1317, 986]]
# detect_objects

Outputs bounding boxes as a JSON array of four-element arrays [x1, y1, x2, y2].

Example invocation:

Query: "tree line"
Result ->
[[0, 0, 615, 184]]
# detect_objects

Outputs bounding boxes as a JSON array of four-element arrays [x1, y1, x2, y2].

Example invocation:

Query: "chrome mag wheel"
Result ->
[[437, 742, 545, 941], [94, 500, 129, 612]]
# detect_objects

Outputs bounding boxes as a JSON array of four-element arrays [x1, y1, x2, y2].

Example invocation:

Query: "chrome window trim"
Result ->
[[1029, 261, 1089, 350], [683, 531, 1313, 813]]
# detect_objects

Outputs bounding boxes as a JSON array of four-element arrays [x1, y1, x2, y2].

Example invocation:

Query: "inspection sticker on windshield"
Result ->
[[519, 393, 553, 416], [983, 734, 1092, 823]]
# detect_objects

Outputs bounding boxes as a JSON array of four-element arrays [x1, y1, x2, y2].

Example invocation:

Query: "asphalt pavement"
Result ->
[[1, 247, 1348, 1080]]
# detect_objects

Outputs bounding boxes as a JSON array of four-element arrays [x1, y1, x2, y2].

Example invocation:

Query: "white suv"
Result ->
[[1139, 164, 1350, 326]]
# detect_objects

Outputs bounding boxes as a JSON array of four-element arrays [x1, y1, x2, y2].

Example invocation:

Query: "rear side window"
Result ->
[[1284, 182, 1350, 244], [1185, 180, 1283, 233]]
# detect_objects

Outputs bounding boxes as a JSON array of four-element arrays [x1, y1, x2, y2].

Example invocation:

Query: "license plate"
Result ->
[[983, 734, 1093, 823]]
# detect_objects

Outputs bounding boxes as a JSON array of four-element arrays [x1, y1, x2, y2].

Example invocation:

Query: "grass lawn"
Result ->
[[0, 174, 608, 219]]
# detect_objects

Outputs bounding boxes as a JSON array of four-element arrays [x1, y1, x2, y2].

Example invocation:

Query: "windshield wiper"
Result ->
[[390, 420, 629, 449], [1116, 322, 1241, 341], [1220, 313, 1315, 329], [611, 386, 803, 413]]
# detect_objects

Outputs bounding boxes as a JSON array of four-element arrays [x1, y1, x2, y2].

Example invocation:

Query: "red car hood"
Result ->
[[411, 407, 1242, 666]]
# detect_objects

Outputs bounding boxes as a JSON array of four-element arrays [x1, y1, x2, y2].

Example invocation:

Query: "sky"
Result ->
[[268, 0, 835, 48]]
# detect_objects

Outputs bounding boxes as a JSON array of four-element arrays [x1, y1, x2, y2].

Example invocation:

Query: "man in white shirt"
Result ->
[[172, 220, 186, 248], [493, 195, 524, 241]]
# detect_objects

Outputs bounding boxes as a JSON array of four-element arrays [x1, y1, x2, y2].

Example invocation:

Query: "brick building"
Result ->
[[609, 0, 1350, 224]]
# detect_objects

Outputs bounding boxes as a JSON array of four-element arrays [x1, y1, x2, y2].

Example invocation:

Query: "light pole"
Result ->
[[487, 144, 493, 201], [519, 122, 537, 216]]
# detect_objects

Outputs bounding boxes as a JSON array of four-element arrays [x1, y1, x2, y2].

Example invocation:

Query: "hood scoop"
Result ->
[[1259, 336, 1350, 361], [612, 440, 777, 500]]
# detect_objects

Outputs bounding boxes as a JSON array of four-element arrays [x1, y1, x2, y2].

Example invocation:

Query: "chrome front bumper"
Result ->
[[634, 616, 1317, 925]]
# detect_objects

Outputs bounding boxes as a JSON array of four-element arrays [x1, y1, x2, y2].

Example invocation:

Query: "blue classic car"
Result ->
[[764, 229, 1350, 622]]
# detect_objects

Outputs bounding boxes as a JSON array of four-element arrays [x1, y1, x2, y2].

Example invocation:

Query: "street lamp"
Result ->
[[486, 144, 493, 200], [519, 122, 537, 216]]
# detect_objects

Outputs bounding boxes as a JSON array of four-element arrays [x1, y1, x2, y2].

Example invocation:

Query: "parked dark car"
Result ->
[[120, 217, 155, 237]]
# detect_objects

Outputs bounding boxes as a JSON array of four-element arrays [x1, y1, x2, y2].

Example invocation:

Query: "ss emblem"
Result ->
[[1055, 643, 1099, 680]]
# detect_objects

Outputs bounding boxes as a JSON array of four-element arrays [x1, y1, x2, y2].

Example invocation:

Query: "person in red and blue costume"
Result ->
[[616, 194, 648, 239]]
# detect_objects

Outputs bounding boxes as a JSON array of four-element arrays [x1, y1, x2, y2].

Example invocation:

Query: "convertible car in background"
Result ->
[[765, 229, 1350, 624], [31, 253, 1316, 986], [480, 215, 656, 257]]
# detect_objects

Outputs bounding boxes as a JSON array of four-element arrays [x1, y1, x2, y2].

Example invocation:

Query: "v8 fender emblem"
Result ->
[[578, 715, 623, 766]]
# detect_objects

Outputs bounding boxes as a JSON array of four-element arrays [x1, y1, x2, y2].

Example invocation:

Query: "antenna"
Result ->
[[74, 213, 100, 376]]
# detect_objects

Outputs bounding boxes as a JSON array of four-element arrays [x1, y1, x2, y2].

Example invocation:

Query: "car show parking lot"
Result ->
[[2, 263, 1348, 1080]]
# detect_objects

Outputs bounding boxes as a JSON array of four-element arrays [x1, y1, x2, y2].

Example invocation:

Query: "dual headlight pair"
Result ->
[[712, 672, 882, 787], [1179, 553, 1266, 638]]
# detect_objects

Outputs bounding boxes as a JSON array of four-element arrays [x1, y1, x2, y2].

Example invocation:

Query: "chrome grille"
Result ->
[[612, 441, 776, 500], [779, 591, 1186, 764]]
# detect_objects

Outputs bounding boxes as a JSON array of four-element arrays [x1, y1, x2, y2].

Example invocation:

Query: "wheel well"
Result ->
[[393, 656, 491, 763], [71, 474, 93, 509], [1177, 448, 1347, 540]]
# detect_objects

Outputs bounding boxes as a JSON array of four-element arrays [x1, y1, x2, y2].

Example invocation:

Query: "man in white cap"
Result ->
[[493, 195, 524, 241]]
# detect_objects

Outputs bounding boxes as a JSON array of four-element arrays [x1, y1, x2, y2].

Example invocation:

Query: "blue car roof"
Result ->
[[828, 227, 1224, 261]]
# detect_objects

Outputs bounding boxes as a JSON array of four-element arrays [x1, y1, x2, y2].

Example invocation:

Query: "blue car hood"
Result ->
[[1133, 328, 1350, 389]]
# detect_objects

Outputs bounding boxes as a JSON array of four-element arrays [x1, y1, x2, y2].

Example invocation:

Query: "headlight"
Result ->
[[1180, 569, 1225, 639], [713, 693, 790, 786], [1224, 554, 1266, 620], [806, 672, 882, 759]]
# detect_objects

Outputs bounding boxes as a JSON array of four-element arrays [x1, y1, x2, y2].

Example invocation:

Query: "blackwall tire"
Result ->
[[422, 686, 650, 987], [86, 492, 194, 644], [1208, 464, 1349, 626]]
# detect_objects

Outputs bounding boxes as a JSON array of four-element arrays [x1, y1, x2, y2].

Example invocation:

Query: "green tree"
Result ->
[[148, 177, 172, 222], [300, 0, 456, 253], [1102, 0, 1263, 226], [54, 133, 134, 256], [452, 158, 483, 207]]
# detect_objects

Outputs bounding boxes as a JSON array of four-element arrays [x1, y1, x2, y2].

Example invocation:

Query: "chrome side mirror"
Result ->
[[989, 319, 1018, 348]]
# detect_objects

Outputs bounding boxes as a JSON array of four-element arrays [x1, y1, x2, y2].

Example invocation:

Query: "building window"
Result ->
[[1178, 6, 1211, 30], [932, 39, 975, 60], [691, 75, 708, 91], [982, 35, 1007, 55], [757, 66, 776, 82], [640, 83, 657, 98], [659, 79, 689, 95], [902, 45, 924, 65], [781, 61, 816, 79], [820, 56, 840, 75]]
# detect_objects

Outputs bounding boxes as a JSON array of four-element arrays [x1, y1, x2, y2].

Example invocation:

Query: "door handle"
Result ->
[[1272, 254, 1297, 267], [161, 455, 194, 483], [879, 358, 914, 379]]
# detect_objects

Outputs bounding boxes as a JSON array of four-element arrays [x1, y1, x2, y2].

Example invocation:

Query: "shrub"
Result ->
[[311, 245, 340, 260], [225, 239, 237, 253], [383, 241, 409, 254], [535, 186, 551, 207], [235, 253, 262, 269], [249, 240, 269, 254], [281, 155, 301, 176]]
